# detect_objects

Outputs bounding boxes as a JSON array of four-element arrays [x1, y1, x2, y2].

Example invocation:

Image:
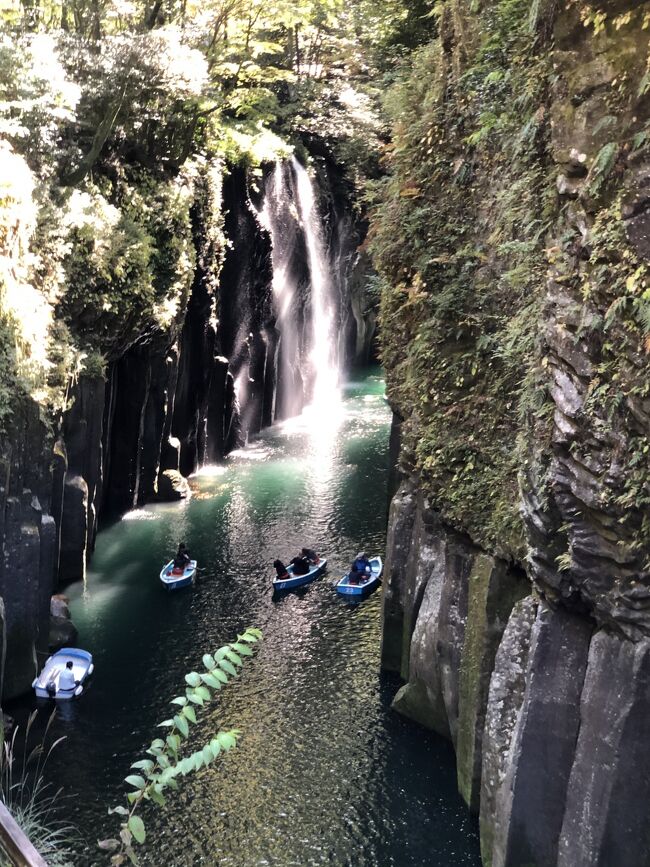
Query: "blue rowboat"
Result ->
[[273, 558, 328, 592], [336, 556, 383, 597], [160, 559, 197, 590], [33, 648, 94, 699]]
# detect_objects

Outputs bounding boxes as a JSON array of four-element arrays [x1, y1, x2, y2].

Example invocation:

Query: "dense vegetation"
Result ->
[[0, 0, 433, 441], [370, 0, 650, 556]]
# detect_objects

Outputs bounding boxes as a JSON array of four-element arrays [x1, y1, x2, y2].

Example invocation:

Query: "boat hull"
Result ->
[[160, 560, 197, 590], [273, 558, 327, 592], [33, 648, 94, 699], [336, 557, 383, 597]]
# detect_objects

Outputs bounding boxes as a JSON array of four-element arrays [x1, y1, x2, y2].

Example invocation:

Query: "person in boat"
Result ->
[[59, 660, 78, 692], [301, 547, 319, 564], [290, 554, 310, 575], [349, 552, 371, 584], [273, 559, 289, 579], [173, 543, 191, 571]]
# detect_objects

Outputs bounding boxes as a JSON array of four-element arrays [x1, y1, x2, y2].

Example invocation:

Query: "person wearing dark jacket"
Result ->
[[290, 555, 310, 575], [301, 547, 319, 564], [174, 543, 191, 570], [273, 559, 289, 579], [349, 552, 371, 584]]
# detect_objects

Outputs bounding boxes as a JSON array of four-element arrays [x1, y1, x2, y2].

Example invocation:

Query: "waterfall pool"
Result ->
[[41, 370, 481, 866]]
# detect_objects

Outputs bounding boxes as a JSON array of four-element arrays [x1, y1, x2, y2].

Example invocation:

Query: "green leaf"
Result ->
[[213, 668, 229, 684], [187, 689, 205, 706], [157, 719, 174, 728], [174, 714, 189, 738], [209, 739, 221, 759], [180, 757, 194, 775], [124, 775, 146, 790], [202, 744, 213, 766], [148, 739, 165, 753], [230, 642, 253, 656], [108, 806, 129, 816], [127, 792, 139, 804], [182, 705, 197, 724], [130, 760, 154, 774], [150, 786, 166, 807], [195, 685, 211, 701], [216, 731, 237, 751], [171, 696, 188, 706], [128, 816, 146, 845], [215, 647, 229, 661], [200, 672, 222, 689], [202, 654, 216, 670], [218, 658, 238, 677], [193, 752, 204, 771], [185, 672, 201, 688], [238, 632, 259, 643], [225, 649, 243, 667], [166, 734, 181, 753]]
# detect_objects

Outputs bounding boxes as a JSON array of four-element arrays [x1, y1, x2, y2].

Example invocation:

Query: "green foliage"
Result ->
[[99, 627, 262, 866], [369, 0, 553, 552]]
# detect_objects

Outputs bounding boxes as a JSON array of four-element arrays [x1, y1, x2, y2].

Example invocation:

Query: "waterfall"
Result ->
[[257, 157, 341, 421], [291, 156, 340, 410]]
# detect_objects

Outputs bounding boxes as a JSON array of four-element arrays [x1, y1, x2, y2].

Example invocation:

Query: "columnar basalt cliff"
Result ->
[[375, 2, 650, 865], [0, 148, 374, 700]]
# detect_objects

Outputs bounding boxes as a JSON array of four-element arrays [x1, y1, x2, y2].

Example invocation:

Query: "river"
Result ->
[[41, 369, 480, 866]]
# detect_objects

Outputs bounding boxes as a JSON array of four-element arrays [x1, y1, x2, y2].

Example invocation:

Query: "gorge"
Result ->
[[1, 0, 650, 865]]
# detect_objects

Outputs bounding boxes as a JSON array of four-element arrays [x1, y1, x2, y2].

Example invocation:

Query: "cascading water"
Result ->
[[291, 156, 340, 410], [257, 157, 341, 420]]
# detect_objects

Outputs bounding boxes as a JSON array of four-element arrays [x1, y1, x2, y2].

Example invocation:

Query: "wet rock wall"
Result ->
[[0, 148, 375, 699], [379, 3, 650, 864]]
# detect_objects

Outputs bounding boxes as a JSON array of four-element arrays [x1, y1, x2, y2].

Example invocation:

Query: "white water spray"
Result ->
[[292, 157, 340, 410], [258, 157, 341, 420]]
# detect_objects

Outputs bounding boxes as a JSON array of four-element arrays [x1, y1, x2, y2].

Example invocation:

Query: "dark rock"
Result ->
[[492, 604, 593, 867], [557, 630, 650, 867], [157, 469, 190, 501], [50, 594, 71, 619], [59, 474, 88, 582], [456, 558, 528, 812], [49, 614, 78, 651], [379, 480, 417, 672], [480, 596, 538, 867]]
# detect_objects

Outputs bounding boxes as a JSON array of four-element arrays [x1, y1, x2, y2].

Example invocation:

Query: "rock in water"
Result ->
[[157, 469, 190, 501], [49, 615, 78, 652]]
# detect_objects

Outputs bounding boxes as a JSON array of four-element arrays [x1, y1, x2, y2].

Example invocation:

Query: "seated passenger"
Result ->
[[350, 552, 371, 584], [301, 547, 319, 564], [290, 555, 310, 576], [273, 559, 289, 579], [173, 543, 191, 570], [59, 660, 78, 692]]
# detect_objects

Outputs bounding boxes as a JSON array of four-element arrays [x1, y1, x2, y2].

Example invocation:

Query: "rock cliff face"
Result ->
[[0, 149, 373, 700], [378, 2, 650, 865]]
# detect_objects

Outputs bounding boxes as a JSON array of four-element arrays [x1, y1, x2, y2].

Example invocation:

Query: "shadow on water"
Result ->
[[11, 368, 481, 867]]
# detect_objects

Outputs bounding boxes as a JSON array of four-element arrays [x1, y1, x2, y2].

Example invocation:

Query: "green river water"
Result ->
[[37, 370, 480, 866]]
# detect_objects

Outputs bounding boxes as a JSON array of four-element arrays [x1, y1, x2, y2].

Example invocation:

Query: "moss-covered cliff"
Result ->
[[374, 1, 650, 865]]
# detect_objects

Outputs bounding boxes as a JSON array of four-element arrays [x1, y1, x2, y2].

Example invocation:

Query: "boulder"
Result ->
[[49, 615, 78, 652], [157, 469, 190, 501]]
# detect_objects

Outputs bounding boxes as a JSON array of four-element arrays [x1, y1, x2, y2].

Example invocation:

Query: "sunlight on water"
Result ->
[[34, 369, 481, 867]]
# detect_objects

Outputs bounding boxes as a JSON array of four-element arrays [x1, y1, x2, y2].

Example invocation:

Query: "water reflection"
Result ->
[[34, 369, 480, 867]]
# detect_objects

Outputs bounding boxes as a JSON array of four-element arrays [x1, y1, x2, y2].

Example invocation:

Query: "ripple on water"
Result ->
[[33, 371, 480, 867]]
